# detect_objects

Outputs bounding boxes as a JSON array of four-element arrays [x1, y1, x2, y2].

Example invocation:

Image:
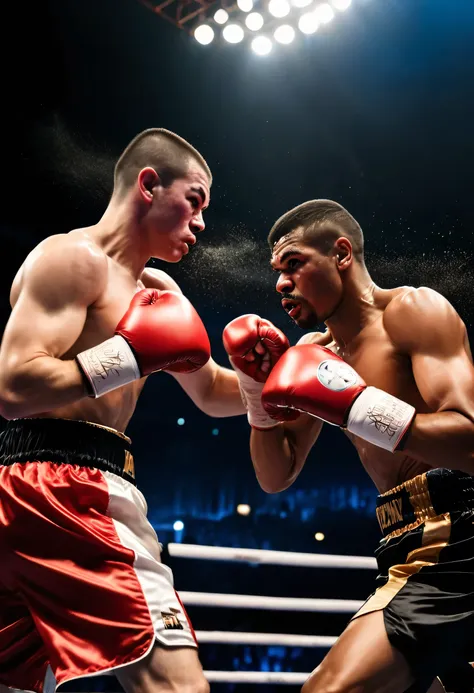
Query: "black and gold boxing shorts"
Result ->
[[352, 468, 474, 693]]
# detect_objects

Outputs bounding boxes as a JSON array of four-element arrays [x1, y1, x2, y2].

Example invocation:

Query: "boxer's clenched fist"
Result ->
[[77, 289, 211, 397], [223, 314, 296, 429], [262, 343, 415, 451], [223, 314, 289, 383]]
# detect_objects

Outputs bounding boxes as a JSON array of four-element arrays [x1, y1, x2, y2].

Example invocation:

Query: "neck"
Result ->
[[86, 194, 150, 280], [325, 264, 378, 348]]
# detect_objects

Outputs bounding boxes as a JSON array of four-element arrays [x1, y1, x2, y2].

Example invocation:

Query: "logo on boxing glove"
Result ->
[[317, 360, 358, 392]]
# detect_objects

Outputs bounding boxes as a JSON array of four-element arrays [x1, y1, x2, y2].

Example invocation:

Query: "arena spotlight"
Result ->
[[237, 503, 252, 516], [314, 532, 325, 541], [246, 12, 264, 30], [173, 520, 184, 531], [251, 35, 273, 54], [223, 23, 245, 42], [315, 2, 335, 23], [274, 24, 295, 44], [214, 8, 229, 23], [298, 11, 319, 33], [237, 0, 254, 11], [177, 417, 185, 425], [194, 24, 215, 44], [268, 0, 291, 18], [293, 0, 313, 8], [332, 0, 352, 9]]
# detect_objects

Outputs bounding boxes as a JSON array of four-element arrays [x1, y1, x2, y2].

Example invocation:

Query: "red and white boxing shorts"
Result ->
[[0, 418, 197, 693]]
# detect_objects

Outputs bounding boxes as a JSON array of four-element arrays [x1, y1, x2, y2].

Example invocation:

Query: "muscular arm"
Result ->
[[250, 331, 330, 493], [141, 267, 245, 417], [0, 236, 107, 418], [250, 415, 323, 493], [386, 288, 474, 471]]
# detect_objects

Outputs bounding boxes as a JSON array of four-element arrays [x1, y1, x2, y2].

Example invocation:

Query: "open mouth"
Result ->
[[282, 299, 301, 319]]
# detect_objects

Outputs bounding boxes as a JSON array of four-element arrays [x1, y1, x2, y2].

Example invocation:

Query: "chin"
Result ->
[[295, 313, 319, 330], [153, 248, 184, 264]]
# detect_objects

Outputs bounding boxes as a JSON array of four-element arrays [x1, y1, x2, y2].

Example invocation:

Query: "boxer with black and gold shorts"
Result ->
[[353, 468, 474, 692]]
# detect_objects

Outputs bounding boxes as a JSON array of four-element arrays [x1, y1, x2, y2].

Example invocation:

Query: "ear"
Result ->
[[137, 167, 161, 204], [335, 238, 353, 270]]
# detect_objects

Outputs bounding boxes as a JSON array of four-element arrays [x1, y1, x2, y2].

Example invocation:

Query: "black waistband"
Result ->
[[0, 418, 136, 485], [376, 468, 474, 538]]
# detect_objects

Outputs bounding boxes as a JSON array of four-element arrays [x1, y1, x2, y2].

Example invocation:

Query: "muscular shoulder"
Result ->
[[384, 286, 465, 352], [140, 267, 182, 294], [297, 330, 334, 348], [11, 232, 108, 308]]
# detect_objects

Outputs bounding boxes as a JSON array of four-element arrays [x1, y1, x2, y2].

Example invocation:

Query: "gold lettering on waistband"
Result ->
[[124, 451, 135, 479], [376, 497, 404, 531]]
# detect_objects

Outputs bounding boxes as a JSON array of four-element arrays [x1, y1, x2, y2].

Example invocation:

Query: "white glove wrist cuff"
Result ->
[[76, 335, 141, 398], [346, 386, 415, 452], [235, 370, 279, 430]]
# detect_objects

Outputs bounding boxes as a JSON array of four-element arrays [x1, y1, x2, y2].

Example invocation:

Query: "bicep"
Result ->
[[0, 239, 106, 372], [1, 289, 88, 369], [412, 348, 474, 420]]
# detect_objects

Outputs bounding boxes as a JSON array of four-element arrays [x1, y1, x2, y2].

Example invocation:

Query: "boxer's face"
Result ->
[[271, 229, 343, 329], [147, 162, 210, 263]]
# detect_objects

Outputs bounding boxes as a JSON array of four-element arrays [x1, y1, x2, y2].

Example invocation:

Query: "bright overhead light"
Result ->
[[214, 9, 229, 24], [237, 0, 254, 11], [314, 532, 325, 541], [251, 36, 273, 55], [293, 0, 313, 8], [315, 2, 335, 23], [237, 503, 252, 515], [246, 12, 264, 30], [332, 0, 351, 8], [268, 0, 291, 18], [274, 24, 295, 44], [298, 11, 319, 34], [194, 24, 215, 44], [223, 23, 245, 42]]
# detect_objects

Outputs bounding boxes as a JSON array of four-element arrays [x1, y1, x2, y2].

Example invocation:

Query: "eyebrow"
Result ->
[[271, 247, 301, 269], [191, 186, 209, 210]]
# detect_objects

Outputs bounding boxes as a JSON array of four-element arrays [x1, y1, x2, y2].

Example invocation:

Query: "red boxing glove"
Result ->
[[262, 344, 416, 452], [77, 289, 211, 397], [223, 314, 293, 429], [223, 314, 289, 383]]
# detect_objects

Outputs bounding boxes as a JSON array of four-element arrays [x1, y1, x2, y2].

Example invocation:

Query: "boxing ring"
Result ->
[[170, 543, 377, 685]]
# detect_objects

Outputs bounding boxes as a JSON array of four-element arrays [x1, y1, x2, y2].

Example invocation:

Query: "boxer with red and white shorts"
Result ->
[[0, 129, 246, 693]]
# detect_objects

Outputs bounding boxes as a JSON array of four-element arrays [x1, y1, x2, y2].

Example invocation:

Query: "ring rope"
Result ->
[[205, 671, 309, 684], [181, 591, 363, 613], [196, 631, 337, 647], [169, 543, 376, 570]]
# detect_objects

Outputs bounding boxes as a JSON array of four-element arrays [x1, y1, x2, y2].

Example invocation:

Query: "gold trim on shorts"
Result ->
[[353, 512, 452, 620]]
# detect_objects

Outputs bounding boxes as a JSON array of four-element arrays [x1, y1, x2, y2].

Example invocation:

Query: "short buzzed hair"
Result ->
[[113, 128, 212, 195], [268, 199, 365, 262]]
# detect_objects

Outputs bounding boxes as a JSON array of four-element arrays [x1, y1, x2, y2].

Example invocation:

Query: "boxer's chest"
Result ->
[[332, 317, 429, 413]]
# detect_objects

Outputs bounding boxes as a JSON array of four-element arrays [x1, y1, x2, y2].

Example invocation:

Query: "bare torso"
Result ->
[[304, 287, 474, 493], [9, 229, 176, 432]]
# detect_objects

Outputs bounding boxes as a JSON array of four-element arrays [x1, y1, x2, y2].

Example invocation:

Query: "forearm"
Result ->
[[402, 411, 474, 472], [250, 425, 297, 493], [170, 361, 246, 418], [0, 355, 88, 418], [206, 366, 246, 417]]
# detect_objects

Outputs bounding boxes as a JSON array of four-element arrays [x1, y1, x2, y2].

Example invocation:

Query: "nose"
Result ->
[[276, 273, 293, 294], [190, 211, 205, 233]]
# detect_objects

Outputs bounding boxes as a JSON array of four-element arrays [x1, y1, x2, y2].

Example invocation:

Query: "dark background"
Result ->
[[1, 0, 474, 688]]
